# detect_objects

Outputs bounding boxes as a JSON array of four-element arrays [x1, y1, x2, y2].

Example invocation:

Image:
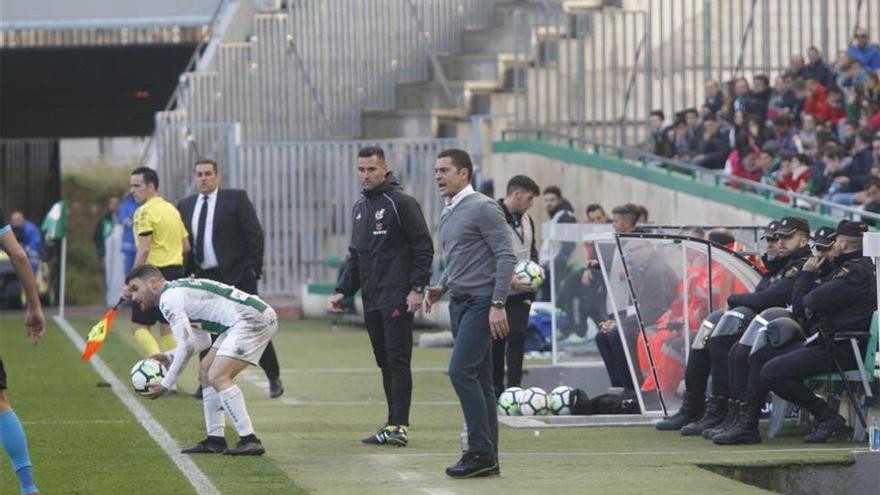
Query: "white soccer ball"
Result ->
[[514, 260, 545, 290], [517, 387, 549, 416], [497, 387, 523, 416], [548, 386, 574, 415], [130, 358, 167, 393]]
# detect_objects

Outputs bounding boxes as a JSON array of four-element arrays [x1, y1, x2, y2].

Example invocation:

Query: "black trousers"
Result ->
[[596, 324, 639, 390], [684, 347, 711, 399], [728, 342, 751, 401], [762, 343, 859, 417], [492, 298, 531, 396], [708, 334, 739, 398], [365, 305, 414, 426], [196, 267, 280, 382], [557, 270, 606, 337]]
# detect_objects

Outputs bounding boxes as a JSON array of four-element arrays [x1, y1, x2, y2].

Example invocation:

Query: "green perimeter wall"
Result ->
[[490, 140, 839, 231]]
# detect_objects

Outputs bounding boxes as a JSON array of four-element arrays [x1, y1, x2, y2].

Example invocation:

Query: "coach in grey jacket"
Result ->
[[425, 149, 516, 478]]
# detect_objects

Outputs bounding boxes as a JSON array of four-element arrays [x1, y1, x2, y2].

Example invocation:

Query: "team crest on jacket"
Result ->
[[356, 212, 362, 220], [375, 208, 385, 220]]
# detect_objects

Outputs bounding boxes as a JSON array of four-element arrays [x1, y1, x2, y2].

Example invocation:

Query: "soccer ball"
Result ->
[[517, 387, 549, 416], [130, 358, 167, 393], [498, 387, 523, 416], [548, 386, 574, 415], [514, 260, 545, 290]]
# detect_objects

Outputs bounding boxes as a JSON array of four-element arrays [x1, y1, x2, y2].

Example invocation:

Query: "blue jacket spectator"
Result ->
[[118, 193, 139, 275], [9, 211, 41, 274], [848, 28, 880, 71]]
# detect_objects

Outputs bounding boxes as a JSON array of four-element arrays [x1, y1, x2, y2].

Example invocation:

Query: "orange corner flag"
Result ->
[[81, 300, 122, 361]]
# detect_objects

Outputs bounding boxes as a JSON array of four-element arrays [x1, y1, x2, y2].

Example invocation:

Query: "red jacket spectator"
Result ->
[[775, 155, 812, 203], [725, 145, 762, 189], [802, 81, 830, 122]]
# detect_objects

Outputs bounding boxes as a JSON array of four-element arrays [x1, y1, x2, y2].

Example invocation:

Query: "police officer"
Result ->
[[332, 146, 434, 447], [678, 217, 812, 436], [657, 219, 784, 431], [762, 220, 875, 443], [711, 225, 838, 444]]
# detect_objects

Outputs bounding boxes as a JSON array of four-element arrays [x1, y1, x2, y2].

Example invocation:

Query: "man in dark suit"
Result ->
[[178, 159, 284, 399]]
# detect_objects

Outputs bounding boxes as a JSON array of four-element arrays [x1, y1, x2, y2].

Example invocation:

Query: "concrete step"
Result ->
[[432, 53, 517, 86], [360, 108, 465, 139], [395, 80, 503, 112], [462, 27, 520, 54]]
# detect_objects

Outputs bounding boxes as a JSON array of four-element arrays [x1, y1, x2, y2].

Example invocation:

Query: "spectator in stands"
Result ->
[[9, 211, 41, 275], [705, 80, 723, 116], [751, 74, 772, 122], [841, 120, 859, 152], [671, 118, 691, 159], [825, 89, 848, 128], [727, 111, 747, 149], [771, 115, 799, 157], [838, 59, 868, 94], [832, 50, 852, 78], [862, 73, 880, 108], [768, 74, 799, 120], [802, 47, 835, 88], [719, 79, 738, 119], [859, 177, 880, 226], [803, 78, 830, 123], [796, 113, 819, 157], [648, 110, 673, 157], [684, 108, 702, 155], [747, 116, 772, 148], [848, 26, 880, 71], [757, 149, 778, 186], [94, 196, 120, 261], [828, 128, 875, 204], [813, 145, 847, 197], [776, 153, 812, 199], [726, 145, 762, 190], [692, 117, 730, 170], [727, 78, 760, 123], [790, 54, 807, 78]]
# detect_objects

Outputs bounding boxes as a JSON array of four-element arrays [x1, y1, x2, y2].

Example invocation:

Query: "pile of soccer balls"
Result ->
[[498, 386, 573, 416]]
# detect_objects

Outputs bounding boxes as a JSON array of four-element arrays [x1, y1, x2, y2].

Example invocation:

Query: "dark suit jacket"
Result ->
[[178, 188, 264, 288]]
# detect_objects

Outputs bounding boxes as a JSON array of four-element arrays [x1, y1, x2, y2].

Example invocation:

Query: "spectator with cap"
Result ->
[[848, 26, 880, 71]]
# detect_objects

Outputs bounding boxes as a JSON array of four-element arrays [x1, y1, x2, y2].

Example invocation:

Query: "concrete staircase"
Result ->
[[361, 0, 604, 140]]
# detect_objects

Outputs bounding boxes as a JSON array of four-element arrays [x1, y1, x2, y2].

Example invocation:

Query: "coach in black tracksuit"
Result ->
[[333, 147, 434, 447]]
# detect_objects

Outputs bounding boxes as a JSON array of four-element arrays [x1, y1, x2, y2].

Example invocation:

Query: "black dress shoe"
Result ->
[[269, 378, 285, 399], [445, 452, 497, 478]]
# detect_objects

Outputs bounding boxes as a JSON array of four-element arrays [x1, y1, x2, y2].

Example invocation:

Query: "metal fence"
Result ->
[[0, 139, 60, 221], [511, 0, 880, 147]]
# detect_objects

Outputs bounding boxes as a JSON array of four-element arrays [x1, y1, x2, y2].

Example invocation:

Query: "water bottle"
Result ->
[[459, 423, 468, 453], [869, 417, 880, 452]]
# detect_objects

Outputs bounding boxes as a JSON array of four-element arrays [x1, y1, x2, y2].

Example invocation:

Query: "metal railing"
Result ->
[[501, 128, 880, 224], [0, 25, 210, 48], [510, 0, 880, 148]]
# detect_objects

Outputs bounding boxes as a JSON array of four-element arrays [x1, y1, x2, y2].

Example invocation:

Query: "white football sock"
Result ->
[[218, 385, 255, 437], [202, 386, 225, 437]]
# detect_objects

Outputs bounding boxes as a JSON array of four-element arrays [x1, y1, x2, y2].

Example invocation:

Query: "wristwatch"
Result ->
[[491, 300, 505, 309], [413, 286, 425, 294]]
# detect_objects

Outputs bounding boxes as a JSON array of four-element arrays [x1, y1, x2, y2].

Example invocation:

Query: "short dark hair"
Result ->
[[542, 185, 562, 198], [611, 204, 639, 225], [506, 175, 540, 196], [708, 228, 736, 246], [684, 108, 699, 118], [586, 203, 605, 216], [194, 159, 218, 173], [754, 74, 769, 86], [132, 166, 159, 189], [125, 264, 163, 284], [358, 146, 385, 161], [773, 115, 791, 127], [858, 128, 875, 145], [821, 144, 844, 160], [650, 110, 665, 120], [437, 148, 473, 180]]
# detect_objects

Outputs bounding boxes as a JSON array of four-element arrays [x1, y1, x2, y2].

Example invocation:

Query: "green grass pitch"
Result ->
[[0, 312, 859, 494]]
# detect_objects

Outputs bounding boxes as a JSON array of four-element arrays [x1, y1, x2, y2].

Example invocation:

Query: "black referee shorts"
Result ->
[[131, 265, 185, 326], [0, 359, 7, 390]]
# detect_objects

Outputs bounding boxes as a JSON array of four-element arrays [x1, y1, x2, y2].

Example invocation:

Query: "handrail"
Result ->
[[501, 128, 880, 223], [137, 0, 229, 168]]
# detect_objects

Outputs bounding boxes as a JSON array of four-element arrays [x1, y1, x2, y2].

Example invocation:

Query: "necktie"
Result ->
[[195, 195, 209, 265]]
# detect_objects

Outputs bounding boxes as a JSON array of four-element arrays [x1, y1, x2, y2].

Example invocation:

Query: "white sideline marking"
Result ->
[[22, 419, 132, 425], [55, 316, 220, 495], [362, 447, 857, 458], [367, 455, 456, 495]]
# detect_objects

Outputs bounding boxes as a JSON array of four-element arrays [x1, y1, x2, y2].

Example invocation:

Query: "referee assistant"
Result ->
[[426, 149, 516, 478], [124, 167, 190, 357], [332, 146, 434, 447]]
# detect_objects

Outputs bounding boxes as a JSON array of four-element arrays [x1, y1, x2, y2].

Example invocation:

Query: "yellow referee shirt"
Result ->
[[133, 196, 188, 268]]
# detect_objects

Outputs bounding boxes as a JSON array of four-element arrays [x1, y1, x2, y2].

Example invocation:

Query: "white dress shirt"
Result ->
[[191, 188, 220, 270]]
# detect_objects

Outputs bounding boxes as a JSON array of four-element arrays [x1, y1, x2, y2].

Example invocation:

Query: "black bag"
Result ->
[[571, 388, 640, 415]]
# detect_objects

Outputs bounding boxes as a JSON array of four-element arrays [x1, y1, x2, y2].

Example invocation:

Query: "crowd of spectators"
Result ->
[[646, 27, 880, 221]]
